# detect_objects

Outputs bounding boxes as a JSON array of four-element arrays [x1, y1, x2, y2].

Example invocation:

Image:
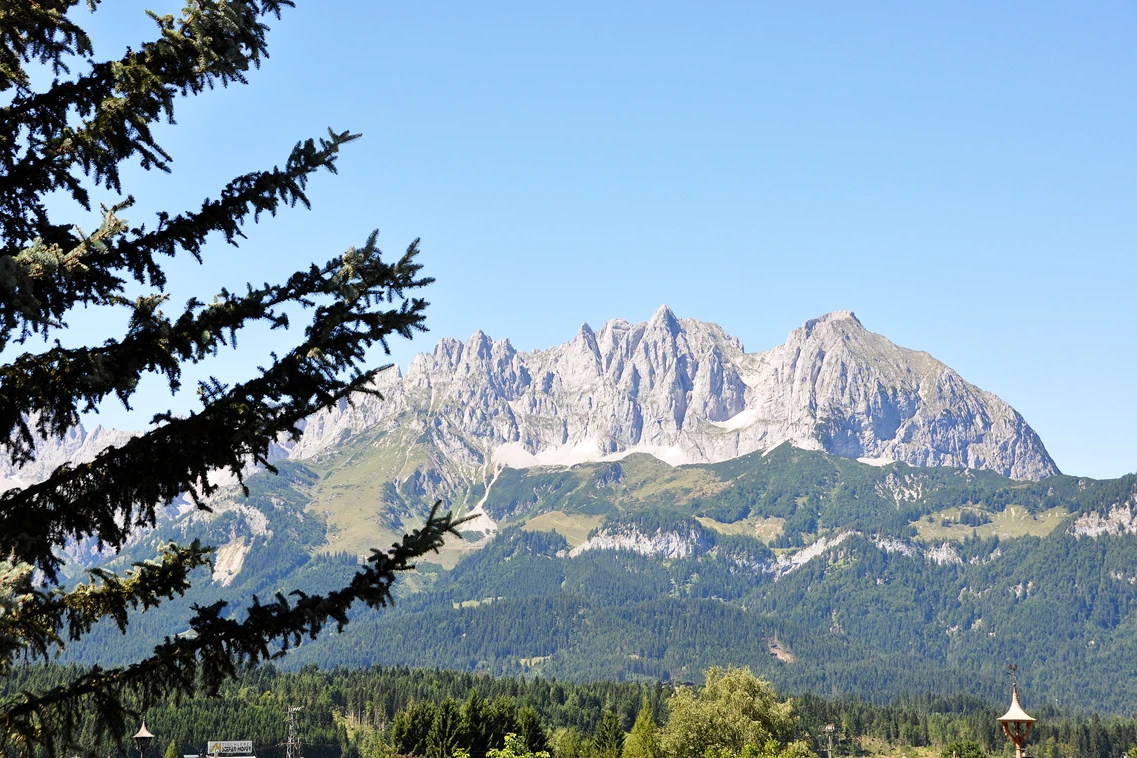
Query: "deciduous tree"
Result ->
[[942, 741, 987, 758], [660, 668, 814, 758]]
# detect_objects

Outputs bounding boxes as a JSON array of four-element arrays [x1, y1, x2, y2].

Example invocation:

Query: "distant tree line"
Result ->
[[3, 665, 1135, 758]]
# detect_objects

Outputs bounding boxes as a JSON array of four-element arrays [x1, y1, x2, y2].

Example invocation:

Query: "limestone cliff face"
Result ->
[[729, 310, 1058, 480], [287, 307, 1059, 481], [0, 308, 1059, 499], [0, 422, 137, 493]]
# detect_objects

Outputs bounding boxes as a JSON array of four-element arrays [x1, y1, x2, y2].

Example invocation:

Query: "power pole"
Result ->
[[825, 723, 836, 758], [285, 707, 303, 758]]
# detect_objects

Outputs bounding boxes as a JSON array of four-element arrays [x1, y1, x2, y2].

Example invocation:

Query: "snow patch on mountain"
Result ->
[[708, 408, 759, 432]]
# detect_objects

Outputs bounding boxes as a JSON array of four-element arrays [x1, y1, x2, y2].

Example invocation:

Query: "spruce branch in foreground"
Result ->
[[0, 1, 455, 754], [0, 506, 462, 757]]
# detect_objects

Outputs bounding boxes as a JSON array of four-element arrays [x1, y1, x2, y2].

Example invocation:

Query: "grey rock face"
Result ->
[[291, 306, 1059, 481], [0, 421, 138, 493], [0, 308, 1059, 498]]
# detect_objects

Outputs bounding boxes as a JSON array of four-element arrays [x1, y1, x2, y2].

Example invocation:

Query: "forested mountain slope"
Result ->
[[66, 442, 1137, 714]]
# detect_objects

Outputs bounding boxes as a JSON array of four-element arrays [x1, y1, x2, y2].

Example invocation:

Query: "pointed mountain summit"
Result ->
[[737, 310, 1057, 479]]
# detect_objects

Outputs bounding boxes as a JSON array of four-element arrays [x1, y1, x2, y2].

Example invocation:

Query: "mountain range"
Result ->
[[13, 309, 1137, 712], [286, 306, 1058, 480]]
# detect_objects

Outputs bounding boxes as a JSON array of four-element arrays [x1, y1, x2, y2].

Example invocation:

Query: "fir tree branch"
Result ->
[[0, 233, 431, 577], [0, 2, 302, 345], [0, 542, 213, 673], [0, 128, 356, 349], [0, 129, 363, 464], [0, 506, 464, 756], [0, 1, 95, 94]]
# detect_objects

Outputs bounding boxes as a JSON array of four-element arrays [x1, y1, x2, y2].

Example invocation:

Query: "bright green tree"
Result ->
[[660, 668, 815, 758], [0, 2, 457, 755], [550, 729, 588, 758], [489, 734, 551, 758], [164, 739, 179, 758], [942, 742, 986, 758], [622, 698, 662, 758]]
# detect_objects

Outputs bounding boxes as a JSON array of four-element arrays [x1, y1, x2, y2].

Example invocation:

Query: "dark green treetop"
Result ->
[[0, 1, 458, 754]]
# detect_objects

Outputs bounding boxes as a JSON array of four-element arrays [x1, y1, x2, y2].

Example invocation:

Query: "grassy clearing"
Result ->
[[613, 454, 728, 503], [914, 505, 1069, 542], [305, 429, 427, 558], [424, 530, 490, 569], [697, 515, 785, 543], [452, 597, 502, 609], [521, 511, 604, 547], [855, 737, 941, 758]]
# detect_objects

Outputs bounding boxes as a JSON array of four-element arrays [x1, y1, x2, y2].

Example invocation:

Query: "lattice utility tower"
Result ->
[[285, 707, 303, 758]]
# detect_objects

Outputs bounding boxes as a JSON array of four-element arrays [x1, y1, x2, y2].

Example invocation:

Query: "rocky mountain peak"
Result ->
[[0, 309, 1061, 498], [647, 303, 682, 334], [798, 309, 862, 336], [318, 308, 1056, 480]]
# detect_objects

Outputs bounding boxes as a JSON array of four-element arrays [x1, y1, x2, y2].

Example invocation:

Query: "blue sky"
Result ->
[[54, 2, 1136, 478]]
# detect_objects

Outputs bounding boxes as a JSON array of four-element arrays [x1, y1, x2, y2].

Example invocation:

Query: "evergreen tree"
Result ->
[[394, 701, 440, 757], [428, 700, 467, 758], [518, 706, 550, 756], [164, 738, 180, 758], [488, 698, 521, 751], [463, 692, 494, 758], [622, 699, 661, 758], [0, 2, 458, 755], [594, 711, 625, 758]]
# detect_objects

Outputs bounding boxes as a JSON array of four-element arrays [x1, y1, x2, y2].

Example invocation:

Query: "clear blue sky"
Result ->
[[56, 1, 1136, 479]]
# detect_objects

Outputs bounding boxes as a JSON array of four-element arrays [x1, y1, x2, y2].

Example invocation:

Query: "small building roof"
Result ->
[[997, 685, 1036, 724]]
